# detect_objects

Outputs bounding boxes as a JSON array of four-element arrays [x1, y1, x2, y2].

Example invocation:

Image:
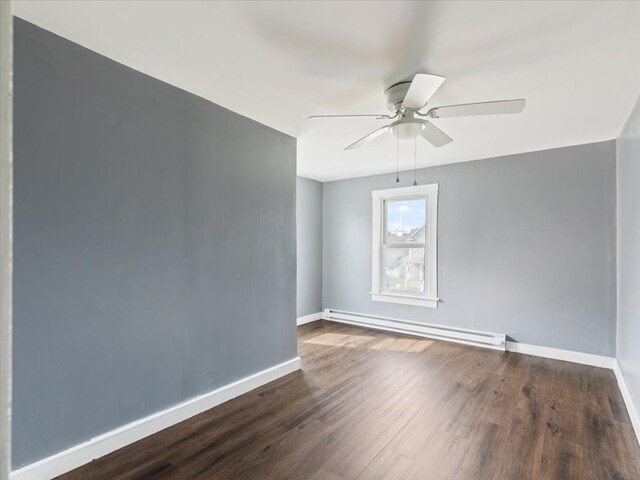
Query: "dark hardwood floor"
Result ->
[[58, 320, 640, 480]]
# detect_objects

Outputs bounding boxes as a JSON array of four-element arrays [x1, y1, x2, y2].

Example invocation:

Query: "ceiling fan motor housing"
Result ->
[[385, 81, 413, 112]]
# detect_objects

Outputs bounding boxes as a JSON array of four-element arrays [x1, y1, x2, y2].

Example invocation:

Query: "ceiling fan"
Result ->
[[309, 74, 525, 150]]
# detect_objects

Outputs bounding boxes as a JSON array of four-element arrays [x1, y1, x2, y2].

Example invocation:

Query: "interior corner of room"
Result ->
[[2, 1, 640, 479]]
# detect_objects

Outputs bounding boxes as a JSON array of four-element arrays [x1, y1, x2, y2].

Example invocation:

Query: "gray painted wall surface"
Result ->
[[617, 96, 640, 418], [297, 177, 323, 317], [323, 142, 617, 356], [13, 18, 296, 467]]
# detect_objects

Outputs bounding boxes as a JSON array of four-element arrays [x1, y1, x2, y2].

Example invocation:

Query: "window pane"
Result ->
[[386, 198, 426, 243], [384, 247, 425, 293]]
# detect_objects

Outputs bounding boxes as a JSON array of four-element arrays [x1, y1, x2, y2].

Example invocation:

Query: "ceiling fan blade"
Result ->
[[421, 121, 452, 148], [427, 99, 525, 118], [308, 113, 391, 120], [401, 73, 446, 110], [345, 125, 390, 150]]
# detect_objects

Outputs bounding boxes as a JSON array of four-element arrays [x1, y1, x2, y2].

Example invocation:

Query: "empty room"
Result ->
[[1, 1, 640, 479]]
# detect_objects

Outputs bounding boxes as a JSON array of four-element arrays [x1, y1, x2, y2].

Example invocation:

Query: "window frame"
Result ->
[[371, 183, 439, 308]]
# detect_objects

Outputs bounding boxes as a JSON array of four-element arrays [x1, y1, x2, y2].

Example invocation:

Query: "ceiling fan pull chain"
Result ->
[[396, 134, 400, 183], [413, 137, 418, 186]]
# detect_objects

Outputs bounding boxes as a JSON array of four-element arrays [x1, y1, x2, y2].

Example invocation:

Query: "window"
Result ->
[[371, 184, 438, 308]]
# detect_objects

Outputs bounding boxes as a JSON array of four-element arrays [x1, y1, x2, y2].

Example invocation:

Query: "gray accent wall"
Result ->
[[323, 142, 617, 356], [297, 177, 323, 317], [13, 18, 296, 468], [617, 95, 640, 419]]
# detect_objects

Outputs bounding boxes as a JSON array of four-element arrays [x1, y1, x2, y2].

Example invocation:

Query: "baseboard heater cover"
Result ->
[[323, 308, 506, 351]]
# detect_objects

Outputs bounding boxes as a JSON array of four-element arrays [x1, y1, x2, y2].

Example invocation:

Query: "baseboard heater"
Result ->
[[323, 308, 506, 351]]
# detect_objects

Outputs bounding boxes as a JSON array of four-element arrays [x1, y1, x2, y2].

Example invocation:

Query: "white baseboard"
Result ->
[[613, 359, 640, 446], [505, 341, 615, 369], [323, 308, 506, 351], [297, 312, 323, 326], [11, 357, 301, 480]]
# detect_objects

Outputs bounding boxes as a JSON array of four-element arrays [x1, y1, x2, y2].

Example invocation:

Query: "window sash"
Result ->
[[382, 195, 427, 293], [383, 195, 427, 247], [384, 241, 426, 248], [382, 245, 426, 294]]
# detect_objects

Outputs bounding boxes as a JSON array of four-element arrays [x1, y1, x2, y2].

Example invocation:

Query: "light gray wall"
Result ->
[[297, 177, 323, 317], [323, 141, 617, 356], [617, 95, 640, 417], [13, 18, 296, 468]]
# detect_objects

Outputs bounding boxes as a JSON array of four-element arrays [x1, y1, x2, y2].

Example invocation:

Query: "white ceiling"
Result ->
[[14, 0, 640, 181]]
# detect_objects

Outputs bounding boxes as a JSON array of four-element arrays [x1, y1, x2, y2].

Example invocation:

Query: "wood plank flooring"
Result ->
[[58, 320, 640, 480]]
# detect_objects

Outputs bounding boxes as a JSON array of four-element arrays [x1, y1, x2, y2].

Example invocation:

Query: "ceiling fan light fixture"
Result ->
[[390, 119, 424, 140]]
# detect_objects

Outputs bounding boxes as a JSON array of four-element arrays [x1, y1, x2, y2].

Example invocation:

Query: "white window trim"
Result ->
[[0, 2, 12, 477], [371, 183, 438, 308]]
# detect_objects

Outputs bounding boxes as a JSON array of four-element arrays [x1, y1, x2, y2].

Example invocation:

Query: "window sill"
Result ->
[[370, 292, 439, 308]]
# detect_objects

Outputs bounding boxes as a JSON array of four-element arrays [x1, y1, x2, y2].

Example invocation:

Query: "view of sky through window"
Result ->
[[386, 198, 426, 242]]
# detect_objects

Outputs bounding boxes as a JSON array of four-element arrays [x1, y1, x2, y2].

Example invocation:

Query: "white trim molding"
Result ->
[[505, 342, 615, 369], [297, 312, 323, 326], [0, 1, 13, 478], [371, 183, 438, 308], [613, 360, 640, 446], [370, 292, 438, 309], [324, 309, 505, 351], [11, 357, 301, 480]]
